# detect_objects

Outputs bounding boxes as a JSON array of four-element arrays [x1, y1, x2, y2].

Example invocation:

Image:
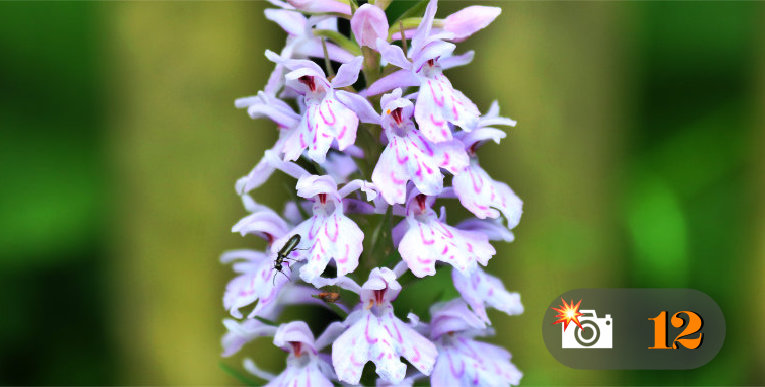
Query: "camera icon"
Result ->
[[561, 310, 613, 349]]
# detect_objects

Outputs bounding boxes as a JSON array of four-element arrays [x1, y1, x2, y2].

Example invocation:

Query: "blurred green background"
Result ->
[[0, 1, 763, 385]]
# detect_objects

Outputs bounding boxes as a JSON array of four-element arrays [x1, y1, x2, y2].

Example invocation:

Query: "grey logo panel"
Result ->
[[542, 288, 725, 369]]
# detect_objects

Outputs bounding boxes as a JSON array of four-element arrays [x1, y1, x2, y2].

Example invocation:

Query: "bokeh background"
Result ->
[[1, 1, 763, 385]]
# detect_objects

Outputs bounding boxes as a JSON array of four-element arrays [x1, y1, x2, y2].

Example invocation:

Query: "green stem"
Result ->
[[361, 46, 380, 87]]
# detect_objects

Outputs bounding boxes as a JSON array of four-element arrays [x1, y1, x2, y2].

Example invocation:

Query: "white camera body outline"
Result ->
[[561, 309, 613, 349]]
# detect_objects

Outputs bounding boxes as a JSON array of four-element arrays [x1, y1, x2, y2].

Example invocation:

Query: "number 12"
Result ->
[[648, 310, 704, 350]]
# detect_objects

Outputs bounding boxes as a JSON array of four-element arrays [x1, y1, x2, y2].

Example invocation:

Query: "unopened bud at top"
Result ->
[[351, 4, 389, 48]]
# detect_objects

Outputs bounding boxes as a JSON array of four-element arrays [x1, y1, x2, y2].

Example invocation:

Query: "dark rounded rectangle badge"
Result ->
[[543, 288, 725, 369]]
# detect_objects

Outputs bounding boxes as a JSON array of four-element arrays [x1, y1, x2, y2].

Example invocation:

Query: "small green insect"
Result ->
[[272, 234, 306, 285]]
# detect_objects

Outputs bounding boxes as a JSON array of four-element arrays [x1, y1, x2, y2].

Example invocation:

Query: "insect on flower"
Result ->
[[272, 234, 304, 284], [316, 292, 341, 303]]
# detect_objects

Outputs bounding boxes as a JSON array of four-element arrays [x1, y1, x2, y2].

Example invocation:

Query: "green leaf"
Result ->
[[313, 29, 361, 56], [219, 362, 261, 386]]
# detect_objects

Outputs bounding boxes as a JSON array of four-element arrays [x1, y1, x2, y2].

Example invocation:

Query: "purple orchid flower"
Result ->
[[394, 193, 495, 277], [225, 194, 324, 319], [369, 0, 481, 143], [429, 299, 523, 386], [269, 53, 378, 163], [331, 267, 437, 384], [452, 267, 523, 324], [372, 89, 469, 205], [221, 247, 326, 320], [271, 174, 376, 285], [223, 1, 526, 383], [262, 5, 354, 94], [453, 101, 523, 231], [242, 321, 337, 387]]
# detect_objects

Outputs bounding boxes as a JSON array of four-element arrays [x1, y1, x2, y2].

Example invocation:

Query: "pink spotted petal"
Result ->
[[372, 131, 445, 205], [283, 96, 359, 163], [452, 267, 523, 323], [415, 74, 480, 143], [397, 212, 495, 278], [452, 161, 523, 230], [432, 335, 522, 386], [332, 306, 436, 385]]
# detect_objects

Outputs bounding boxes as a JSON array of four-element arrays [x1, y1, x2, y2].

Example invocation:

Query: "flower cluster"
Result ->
[[222, 0, 524, 385]]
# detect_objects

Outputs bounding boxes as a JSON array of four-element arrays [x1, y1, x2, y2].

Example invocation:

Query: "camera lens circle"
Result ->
[[575, 321, 600, 347]]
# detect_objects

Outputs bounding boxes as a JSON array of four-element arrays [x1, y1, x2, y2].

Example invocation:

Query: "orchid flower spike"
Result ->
[[223, 1, 525, 384]]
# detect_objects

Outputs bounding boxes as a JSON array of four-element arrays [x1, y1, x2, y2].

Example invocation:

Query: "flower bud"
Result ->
[[351, 4, 389, 48]]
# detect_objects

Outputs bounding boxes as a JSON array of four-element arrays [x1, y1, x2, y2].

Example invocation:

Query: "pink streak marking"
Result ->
[[436, 223, 454, 238], [470, 169, 484, 193], [390, 172, 406, 184], [419, 135, 434, 156], [419, 225, 435, 245], [451, 95, 459, 121], [306, 108, 313, 133], [394, 141, 409, 164], [390, 316, 403, 342], [323, 215, 339, 242], [319, 102, 336, 125], [441, 245, 449, 254], [308, 218, 321, 239], [428, 80, 445, 107], [411, 347, 421, 363], [447, 352, 465, 378], [337, 244, 349, 264], [430, 113, 445, 127], [338, 125, 347, 140], [350, 353, 364, 367], [417, 256, 433, 264], [365, 314, 379, 343]]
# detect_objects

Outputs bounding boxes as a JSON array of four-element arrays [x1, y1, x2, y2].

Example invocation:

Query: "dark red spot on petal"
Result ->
[[298, 75, 316, 92], [391, 107, 404, 125]]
